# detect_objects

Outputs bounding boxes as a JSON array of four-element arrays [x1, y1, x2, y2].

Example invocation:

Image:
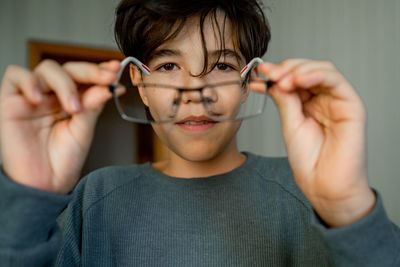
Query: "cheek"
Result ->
[[146, 88, 180, 120], [208, 88, 243, 117]]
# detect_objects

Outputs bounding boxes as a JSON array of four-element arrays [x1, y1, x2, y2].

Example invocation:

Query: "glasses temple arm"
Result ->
[[110, 56, 151, 92], [240, 57, 264, 78]]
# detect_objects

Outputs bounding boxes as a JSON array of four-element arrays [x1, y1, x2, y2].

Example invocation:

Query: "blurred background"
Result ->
[[0, 0, 399, 225]]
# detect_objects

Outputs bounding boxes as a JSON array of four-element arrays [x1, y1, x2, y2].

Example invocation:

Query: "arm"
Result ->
[[312, 191, 400, 266], [258, 59, 400, 265], [0, 60, 120, 266], [0, 170, 71, 266], [0, 168, 91, 267]]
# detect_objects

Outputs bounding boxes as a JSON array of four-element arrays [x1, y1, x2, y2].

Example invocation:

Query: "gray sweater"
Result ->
[[0, 152, 399, 266]]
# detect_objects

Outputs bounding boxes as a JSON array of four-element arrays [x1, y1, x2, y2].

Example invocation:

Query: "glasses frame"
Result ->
[[109, 56, 273, 124]]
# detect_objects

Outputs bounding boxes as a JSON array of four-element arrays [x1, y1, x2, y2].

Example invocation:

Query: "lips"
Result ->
[[176, 115, 216, 124], [176, 115, 217, 132], [181, 121, 212, 125]]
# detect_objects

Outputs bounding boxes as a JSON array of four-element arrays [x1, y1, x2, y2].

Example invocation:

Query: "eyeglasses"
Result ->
[[109, 57, 273, 124]]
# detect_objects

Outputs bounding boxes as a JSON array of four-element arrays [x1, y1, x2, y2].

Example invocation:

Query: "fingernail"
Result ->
[[69, 95, 81, 112], [32, 87, 42, 101]]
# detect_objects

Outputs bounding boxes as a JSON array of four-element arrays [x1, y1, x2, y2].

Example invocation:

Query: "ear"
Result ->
[[249, 66, 260, 80], [241, 66, 259, 103], [130, 64, 149, 106], [242, 84, 250, 103]]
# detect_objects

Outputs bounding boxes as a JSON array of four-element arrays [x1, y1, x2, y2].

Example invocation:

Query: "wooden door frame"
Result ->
[[29, 40, 124, 68]]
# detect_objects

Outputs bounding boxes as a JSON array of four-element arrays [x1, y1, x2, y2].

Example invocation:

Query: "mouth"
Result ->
[[175, 115, 218, 132]]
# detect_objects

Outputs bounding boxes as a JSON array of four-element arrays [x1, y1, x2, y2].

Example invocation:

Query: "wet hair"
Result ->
[[114, 0, 271, 76]]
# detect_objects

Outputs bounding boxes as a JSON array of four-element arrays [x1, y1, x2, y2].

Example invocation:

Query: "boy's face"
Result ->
[[134, 14, 246, 162]]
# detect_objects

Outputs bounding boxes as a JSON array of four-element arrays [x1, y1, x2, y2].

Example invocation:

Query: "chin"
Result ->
[[152, 121, 242, 163], [172, 141, 223, 162]]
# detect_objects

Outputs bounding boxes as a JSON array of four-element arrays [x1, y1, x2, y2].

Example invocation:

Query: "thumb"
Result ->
[[66, 86, 114, 150], [268, 85, 305, 137]]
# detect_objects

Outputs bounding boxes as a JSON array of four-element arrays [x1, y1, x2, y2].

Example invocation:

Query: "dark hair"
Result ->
[[114, 0, 271, 76]]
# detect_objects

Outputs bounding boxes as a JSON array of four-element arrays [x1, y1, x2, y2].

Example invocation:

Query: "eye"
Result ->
[[157, 63, 179, 72], [214, 63, 235, 72]]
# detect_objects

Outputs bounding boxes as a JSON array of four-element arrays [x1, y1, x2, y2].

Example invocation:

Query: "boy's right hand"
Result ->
[[0, 59, 120, 194]]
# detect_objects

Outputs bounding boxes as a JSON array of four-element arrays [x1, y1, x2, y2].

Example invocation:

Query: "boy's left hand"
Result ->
[[259, 59, 376, 227]]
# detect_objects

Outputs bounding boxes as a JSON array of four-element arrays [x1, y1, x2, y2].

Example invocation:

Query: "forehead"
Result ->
[[151, 12, 244, 61]]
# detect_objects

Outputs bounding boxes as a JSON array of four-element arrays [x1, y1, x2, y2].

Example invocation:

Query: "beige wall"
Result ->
[[1, 0, 399, 225]]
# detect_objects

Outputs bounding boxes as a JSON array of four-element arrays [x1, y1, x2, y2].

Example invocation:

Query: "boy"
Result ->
[[0, 0, 399, 266]]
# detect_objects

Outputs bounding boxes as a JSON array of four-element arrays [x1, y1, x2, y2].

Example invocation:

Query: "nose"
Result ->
[[178, 75, 218, 105], [178, 75, 206, 104], [180, 89, 203, 104]]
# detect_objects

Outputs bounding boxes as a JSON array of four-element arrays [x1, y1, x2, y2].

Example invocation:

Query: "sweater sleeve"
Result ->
[[0, 168, 72, 267], [311, 191, 400, 267]]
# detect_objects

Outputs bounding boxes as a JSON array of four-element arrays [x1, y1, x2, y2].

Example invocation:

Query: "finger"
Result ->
[[259, 59, 308, 81], [99, 60, 121, 72], [79, 83, 125, 112], [293, 69, 361, 101], [248, 80, 268, 93], [67, 85, 126, 147], [34, 59, 81, 114], [63, 61, 119, 86], [67, 106, 105, 153], [294, 68, 342, 90], [80, 85, 113, 111], [268, 86, 305, 136], [277, 61, 336, 91], [1, 65, 43, 104]]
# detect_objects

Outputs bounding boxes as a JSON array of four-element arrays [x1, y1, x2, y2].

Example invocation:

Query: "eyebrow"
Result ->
[[151, 49, 182, 59], [150, 48, 243, 62], [209, 49, 243, 62]]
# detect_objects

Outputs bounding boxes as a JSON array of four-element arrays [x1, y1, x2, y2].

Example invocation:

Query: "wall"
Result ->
[[239, 0, 400, 225], [1, 0, 399, 225], [0, 0, 120, 74]]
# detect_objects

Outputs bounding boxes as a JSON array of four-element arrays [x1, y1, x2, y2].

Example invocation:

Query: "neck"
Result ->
[[153, 138, 246, 178]]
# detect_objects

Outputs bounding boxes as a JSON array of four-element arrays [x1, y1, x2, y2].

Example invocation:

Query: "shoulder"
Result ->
[[85, 165, 142, 190], [245, 152, 311, 209], [72, 164, 150, 212]]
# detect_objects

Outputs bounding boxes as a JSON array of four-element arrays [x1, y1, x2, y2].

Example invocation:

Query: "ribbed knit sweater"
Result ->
[[1, 152, 399, 266]]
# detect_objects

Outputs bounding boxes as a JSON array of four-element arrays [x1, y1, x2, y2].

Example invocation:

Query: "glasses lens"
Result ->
[[203, 80, 268, 121], [113, 61, 269, 123], [113, 63, 180, 123]]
